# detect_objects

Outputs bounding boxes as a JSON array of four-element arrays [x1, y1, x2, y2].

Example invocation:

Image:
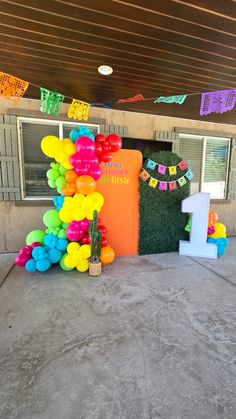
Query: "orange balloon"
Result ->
[[65, 169, 78, 183], [62, 185, 75, 196], [76, 175, 96, 195], [100, 245, 115, 265], [208, 210, 218, 226]]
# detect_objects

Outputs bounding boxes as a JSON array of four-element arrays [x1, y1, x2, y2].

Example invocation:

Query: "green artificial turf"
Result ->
[[139, 150, 190, 255]]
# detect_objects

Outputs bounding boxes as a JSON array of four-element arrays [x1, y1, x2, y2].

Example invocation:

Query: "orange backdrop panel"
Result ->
[[96, 149, 143, 256]]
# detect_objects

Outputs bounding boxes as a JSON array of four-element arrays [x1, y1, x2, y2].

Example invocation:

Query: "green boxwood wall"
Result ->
[[139, 150, 190, 255]]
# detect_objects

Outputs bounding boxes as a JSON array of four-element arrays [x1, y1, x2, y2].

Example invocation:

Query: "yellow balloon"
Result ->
[[80, 244, 91, 259], [76, 259, 89, 272], [89, 192, 104, 208], [41, 136, 62, 158], [208, 223, 226, 239], [59, 208, 72, 223], [74, 194, 85, 205], [61, 159, 74, 170], [64, 142, 76, 156], [72, 208, 85, 221], [81, 197, 93, 210], [67, 242, 80, 254], [64, 254, 77, 269], [85, 208, 95, 220]]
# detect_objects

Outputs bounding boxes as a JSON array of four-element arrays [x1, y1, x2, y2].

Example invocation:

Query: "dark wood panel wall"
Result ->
[[0, 0, 236, 123]]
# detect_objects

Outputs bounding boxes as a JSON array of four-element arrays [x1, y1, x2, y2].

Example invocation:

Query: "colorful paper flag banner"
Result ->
[[200, 90, 236, 116], [118, 94, 146, 103], [40, 88, 64, 115], [68, 99, 90, 121], [0, 72, 29, 103], [145, 159, 188, 175], [154, 95, 187, 105]]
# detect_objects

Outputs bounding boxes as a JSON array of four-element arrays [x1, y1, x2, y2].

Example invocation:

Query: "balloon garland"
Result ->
[[15, 126, 122, 274]]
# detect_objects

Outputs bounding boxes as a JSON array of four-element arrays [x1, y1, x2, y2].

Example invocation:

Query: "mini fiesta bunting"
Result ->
[[145, 158, 188, 174], [139, 167, 193, 191]]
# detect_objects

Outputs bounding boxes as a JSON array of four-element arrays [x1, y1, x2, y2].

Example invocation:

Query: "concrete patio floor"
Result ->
[[0, 239, 236, 419]]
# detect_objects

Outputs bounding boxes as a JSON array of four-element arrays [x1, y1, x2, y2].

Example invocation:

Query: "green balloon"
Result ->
[[59, 164, 67, 176], [43, 209, 61, 228], [59, 254, 74, 271], [58, 228, 66, 238], [55, 176, 66, 189], [26, 229, 46, 245], [47, 169, 59, 181], [48, 179, 56, 188]]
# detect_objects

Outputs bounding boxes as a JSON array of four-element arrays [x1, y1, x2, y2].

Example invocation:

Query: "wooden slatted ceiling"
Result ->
[[0, 0, 236, 123]]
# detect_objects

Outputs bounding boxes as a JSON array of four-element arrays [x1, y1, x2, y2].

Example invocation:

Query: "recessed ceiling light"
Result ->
[[98, 65, 113, 75]]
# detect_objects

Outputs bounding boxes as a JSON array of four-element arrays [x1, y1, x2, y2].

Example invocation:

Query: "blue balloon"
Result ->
[[57, 238, 68, 251], [69, 129, 80, 142], [53, 195, 64, 210], [44, 233, 58, 249], [25, 259, 37, 272], [48, 248, 62, 263], [36, 259, 51, 272]]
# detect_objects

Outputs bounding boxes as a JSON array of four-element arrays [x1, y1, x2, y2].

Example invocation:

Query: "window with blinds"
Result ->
[[179, 134, 230, 199], [19, 118, 99, 199]]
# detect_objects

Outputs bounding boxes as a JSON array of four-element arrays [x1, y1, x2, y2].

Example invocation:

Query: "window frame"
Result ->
[[179, 133, 231, 200], [17, 117, 100, 200]]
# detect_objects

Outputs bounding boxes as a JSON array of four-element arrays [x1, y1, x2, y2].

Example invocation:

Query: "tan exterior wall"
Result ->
[[0, 98, 236, 252]]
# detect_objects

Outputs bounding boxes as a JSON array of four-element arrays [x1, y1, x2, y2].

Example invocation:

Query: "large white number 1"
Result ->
[[179, 192, 217, 259]]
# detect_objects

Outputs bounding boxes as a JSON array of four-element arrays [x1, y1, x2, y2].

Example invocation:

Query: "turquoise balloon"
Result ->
[[26, 230, 46, 245], [43, 209, 61, 228]]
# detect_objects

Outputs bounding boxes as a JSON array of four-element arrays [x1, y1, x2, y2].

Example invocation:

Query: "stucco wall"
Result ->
[[0, 98, 236, 253]]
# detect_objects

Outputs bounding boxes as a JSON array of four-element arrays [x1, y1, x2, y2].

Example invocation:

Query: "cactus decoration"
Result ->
[[89, 210, 102, 263]]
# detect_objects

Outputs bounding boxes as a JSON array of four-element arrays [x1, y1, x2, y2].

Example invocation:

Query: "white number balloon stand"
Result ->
[[179, 192, 217, 259]]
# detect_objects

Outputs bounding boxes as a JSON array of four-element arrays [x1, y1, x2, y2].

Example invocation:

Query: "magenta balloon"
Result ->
[[75, 136, 95, 158], [80, 218, 89, 231], [89, 155, 99, 165], [31, 242, 42, 248], [66, 222, 84, 241], [89, 164, 102, 181], [70, 152, 83, 168], [74, 166, 88, 176]]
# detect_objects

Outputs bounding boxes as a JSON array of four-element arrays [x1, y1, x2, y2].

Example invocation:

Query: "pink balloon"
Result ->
[[31, 242, 42, 248], [70, 152, 83, 167], [66, 221, 84, 241], [75, 136, 95, 158], [88, 164, 101, 181], [74, 166, 88, 176], [15, 245, 33, 267], [80, 218, 89, 231]]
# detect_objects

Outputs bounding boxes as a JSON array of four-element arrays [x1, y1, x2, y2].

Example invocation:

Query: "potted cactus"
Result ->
[[89, 210, 102, 276]]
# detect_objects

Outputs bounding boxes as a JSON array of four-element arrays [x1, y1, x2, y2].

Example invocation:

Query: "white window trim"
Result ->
[[17, 117, 100, 200], [179, 133, 231, 200]]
